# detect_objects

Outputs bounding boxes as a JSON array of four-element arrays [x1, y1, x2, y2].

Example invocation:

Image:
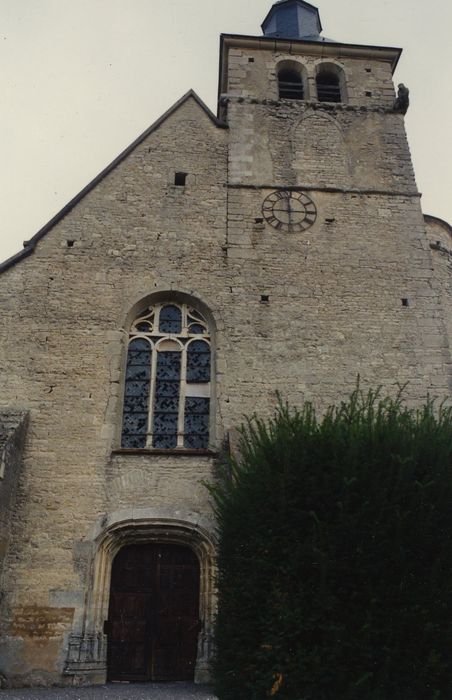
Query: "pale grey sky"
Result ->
[[1, 0, 451, 264]]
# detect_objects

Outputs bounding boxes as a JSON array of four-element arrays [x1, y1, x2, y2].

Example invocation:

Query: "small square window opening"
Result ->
[[174, 172, 187, 186]]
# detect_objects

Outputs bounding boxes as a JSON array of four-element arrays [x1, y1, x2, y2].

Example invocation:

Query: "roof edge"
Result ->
[[424, 214, 452, 238], [261, 0, 323, 36], [220, 32, 402, 72], [0, 90, 227, 275]]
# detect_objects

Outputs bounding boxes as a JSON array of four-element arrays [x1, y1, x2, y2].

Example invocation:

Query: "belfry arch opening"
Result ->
[[316, 64, 344, 103], [277, 60, 305, 100]]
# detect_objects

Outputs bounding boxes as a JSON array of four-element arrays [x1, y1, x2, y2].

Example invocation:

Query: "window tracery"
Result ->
[[121, 303, 211, 450]]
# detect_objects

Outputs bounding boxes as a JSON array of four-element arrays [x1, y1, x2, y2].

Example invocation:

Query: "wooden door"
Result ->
[[107, 543, 200, 682]]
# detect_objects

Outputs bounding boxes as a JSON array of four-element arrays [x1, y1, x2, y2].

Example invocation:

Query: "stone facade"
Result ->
[[0, 3, 451, 689]]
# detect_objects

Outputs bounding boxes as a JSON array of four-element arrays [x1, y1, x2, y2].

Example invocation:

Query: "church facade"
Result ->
[[1, 0, 451, 688]]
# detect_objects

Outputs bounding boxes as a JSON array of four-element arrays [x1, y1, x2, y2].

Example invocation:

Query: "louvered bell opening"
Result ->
[[316, 73, 341, 103], [278, 69, 304, 100]]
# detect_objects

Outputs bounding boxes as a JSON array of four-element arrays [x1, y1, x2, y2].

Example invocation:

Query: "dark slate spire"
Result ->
[[261, 0, 323, 41]]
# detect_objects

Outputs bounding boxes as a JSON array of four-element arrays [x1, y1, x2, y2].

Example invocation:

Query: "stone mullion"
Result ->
[[177, 347, 188, 448], [146, 343, 158, 448]]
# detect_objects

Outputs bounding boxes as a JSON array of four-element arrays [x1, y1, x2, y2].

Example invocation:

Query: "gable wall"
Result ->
[[0, 97, 229, 686]]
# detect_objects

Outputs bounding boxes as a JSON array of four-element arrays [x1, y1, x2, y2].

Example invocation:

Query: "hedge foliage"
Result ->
[[208, 389, 452, 700]]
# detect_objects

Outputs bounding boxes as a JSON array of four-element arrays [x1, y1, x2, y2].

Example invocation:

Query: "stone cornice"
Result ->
[[220, 33, 402, 71]]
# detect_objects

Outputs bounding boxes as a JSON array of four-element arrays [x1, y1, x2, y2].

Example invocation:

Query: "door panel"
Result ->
[[107, 543, 200, 682]]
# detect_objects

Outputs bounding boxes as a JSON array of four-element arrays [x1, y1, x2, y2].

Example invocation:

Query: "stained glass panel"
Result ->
[[123, 413, 148, 435], [152, 350, 181, 449], [154, 380, 180, 398], [187, 340, 211, 383], [159, 305, 182, 334], [121, 339, 151, 448], [184, 397, 210, 449], [131, 308, 154, 334], [127, 341, 151, 365], [125, 382, 149, 398], [153, 434, 178, 449], [188, 324, 205, 335], [136, 322, 152, 332], [123, 395, 148, 413], [188, 309, 204, 321], [122, 303, 211, 451], [126, 363, 150, 381], [154, 396, 179, 413]]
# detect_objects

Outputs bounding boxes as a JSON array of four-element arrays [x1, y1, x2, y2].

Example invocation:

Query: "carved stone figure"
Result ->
[[394, 83, 409, 114]]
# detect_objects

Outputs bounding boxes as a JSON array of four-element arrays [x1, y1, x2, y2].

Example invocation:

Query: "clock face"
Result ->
[[262, 190, 317, 232]]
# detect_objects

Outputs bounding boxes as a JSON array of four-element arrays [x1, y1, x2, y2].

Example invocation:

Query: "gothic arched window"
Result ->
[[121, 302, 211, 450]]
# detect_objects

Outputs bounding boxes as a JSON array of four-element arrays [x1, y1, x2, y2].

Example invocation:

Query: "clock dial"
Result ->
[[262, 190, 317, 232]]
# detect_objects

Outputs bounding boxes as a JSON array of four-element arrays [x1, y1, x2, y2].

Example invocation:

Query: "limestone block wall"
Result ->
[[0, 96, 228, 686], [226, 100, 417, 191], [224, 45, 397, 108], [425, 217, 452, 371], [220, 185, 451, 418]]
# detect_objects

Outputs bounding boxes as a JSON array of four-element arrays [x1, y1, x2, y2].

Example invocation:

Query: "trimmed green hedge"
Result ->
[[209, 389, 452, 700]]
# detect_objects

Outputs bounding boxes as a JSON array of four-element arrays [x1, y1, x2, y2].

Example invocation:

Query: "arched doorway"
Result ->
[[64, 514, 216, 685], [107, 542, 200, 682]]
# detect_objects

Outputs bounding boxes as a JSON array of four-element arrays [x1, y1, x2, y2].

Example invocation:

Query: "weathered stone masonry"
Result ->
[[0, 1, 451, 688]]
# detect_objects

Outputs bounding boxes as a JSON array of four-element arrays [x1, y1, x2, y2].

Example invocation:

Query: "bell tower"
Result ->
[[219, 1, 409, 189], [217, 0, 451, 401]]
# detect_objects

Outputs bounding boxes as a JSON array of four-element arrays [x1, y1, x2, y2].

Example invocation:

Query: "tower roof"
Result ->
[[261, 0, 326, 41]]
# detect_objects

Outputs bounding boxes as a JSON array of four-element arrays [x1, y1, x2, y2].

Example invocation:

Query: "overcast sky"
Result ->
[[1, 0, 451, 264]]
